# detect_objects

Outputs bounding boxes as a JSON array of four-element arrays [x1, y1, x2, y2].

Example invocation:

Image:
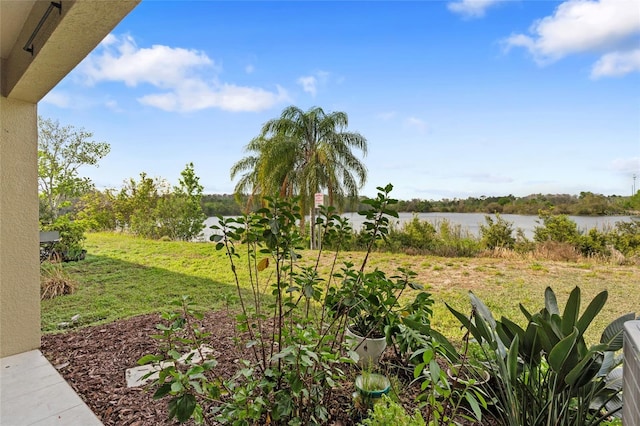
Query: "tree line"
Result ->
[[202, 191, 638, 217]]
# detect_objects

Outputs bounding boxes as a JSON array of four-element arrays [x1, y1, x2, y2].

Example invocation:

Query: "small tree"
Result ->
[[173, 162, 205, 241], [480, 214, 515, 249], [38, 117, 110, 223]]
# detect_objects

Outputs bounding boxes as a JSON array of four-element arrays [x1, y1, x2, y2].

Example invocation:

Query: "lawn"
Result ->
[[42, 232, 639, 345]]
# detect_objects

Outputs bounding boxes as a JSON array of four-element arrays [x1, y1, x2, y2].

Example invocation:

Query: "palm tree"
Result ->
[[230, 105, 368, 246]]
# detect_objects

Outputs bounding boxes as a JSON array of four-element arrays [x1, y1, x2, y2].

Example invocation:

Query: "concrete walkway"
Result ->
[[0, 350, 102, 425]]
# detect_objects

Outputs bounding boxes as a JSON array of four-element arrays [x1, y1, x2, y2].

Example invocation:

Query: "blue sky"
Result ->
[[40, 0, 640, 200]]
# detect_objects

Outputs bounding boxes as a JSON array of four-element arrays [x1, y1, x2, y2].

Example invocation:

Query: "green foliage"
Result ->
[[608, 218, 640, 256], [391, 192, 630, 216], [89, 164, 207, 240], [358, 395, 426, 426], [412, 341, 487, 425], [38, 117, 110, 223], [390, 216, 438, 252], [325, 184, 435, 344], [534, 210, 581, 244], [230, 105, 368, 244], [578, 228, 610, 257], [447, 287, 636, 426], [479, 213, 516, 249], [76, 189, 118, 231], [42, 214, 87, 260], [138, 297, 222, 424]]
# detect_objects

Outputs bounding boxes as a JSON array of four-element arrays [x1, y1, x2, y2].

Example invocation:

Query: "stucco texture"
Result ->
[[0, 96, 40, 357]]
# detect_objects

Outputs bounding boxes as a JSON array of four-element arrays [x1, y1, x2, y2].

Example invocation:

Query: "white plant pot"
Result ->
[[345, 327, 387, 367]]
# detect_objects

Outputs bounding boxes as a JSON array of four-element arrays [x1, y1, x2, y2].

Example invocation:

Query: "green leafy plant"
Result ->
[[447, 286, 636, 426], [412, 339, 487, 425], [138, 297, 224, 423], [358, 395, 426, 426], [534, 210, 581, 244], [42, 214, 87, 261], [480, 213, 516, 250]]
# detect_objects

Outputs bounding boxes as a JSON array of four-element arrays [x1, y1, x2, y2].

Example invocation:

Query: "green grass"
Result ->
[[43, 232, 640, 346]]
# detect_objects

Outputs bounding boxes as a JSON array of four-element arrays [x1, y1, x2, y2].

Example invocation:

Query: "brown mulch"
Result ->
[[41, 311, 248, 425], [41, 312, 490, 425]]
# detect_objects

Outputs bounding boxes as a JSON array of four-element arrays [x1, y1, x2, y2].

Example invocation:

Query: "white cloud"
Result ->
[[591, 49, 640, 78], [404, 117, 428, 133], [297, 71, 331, 97], [297, 76, 318, 96], [504, 0, 640, 77], [610, 157, 640, 174], [139, 83, 289, 113], [78, 34, 287, 112], [448, 0, 505, 18], [41, 91, 70, 108]]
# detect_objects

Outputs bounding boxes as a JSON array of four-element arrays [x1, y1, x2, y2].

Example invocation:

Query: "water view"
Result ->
[[202, 213, 635, 241]]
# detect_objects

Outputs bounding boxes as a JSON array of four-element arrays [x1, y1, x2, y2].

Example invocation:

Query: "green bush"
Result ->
[[390, 216, 438, 252], [578, 228, 610, 257], [534, 210, 581, 244], [43, 214, 86, 260], [448, 287, 636, 426], [358, 395, 425, 426], [609, 218, 640, 256], [479, 214, 515, 249]]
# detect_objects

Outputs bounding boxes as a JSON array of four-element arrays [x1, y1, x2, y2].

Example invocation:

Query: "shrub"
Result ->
[[534, 210, 581, 244], [42, 214, 87, 261], [448, 287, 636, 426], [609, 218, 640, 256], [479, 214, 515, 249], [358, 395, 426, 426], [389, 216, 438, 252], [578, 228, 610, 257], [40, 262, 76, 299]]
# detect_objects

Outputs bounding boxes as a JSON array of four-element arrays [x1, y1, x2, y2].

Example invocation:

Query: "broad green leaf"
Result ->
[[470, 291, 496, 329], [153, 382, 172, 399], [600, 312, 636, 351], [168, 394, 197, 423], [507, 334, 519, 385], [544, 287, 560, 315], [575, 290, 607, 336], [548, 327, 578, 373], [561, 287, 580, 337], [565, 345, 605, 386], [137, 354, 162, 365], [465, 392, 483, 421]]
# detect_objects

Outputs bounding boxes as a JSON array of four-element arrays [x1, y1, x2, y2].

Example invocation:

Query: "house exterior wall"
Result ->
[[0, 97, 40, 357], [0, 0, 140, 358]]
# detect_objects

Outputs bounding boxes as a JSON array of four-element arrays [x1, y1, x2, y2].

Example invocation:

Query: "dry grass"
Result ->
[[41, 262, 77, 300]]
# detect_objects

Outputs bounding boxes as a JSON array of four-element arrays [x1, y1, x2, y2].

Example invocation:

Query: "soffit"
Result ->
[[1, 1, 38, 59]]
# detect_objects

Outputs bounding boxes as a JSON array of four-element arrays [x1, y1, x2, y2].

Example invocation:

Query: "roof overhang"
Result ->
[[1, 0, 140, 103]]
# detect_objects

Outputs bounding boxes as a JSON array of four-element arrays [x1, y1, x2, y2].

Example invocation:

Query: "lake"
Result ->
[[202, 213, 635, 241]]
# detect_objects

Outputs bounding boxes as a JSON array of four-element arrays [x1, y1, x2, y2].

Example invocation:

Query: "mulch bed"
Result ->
[[41, 312, 489, 425]]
